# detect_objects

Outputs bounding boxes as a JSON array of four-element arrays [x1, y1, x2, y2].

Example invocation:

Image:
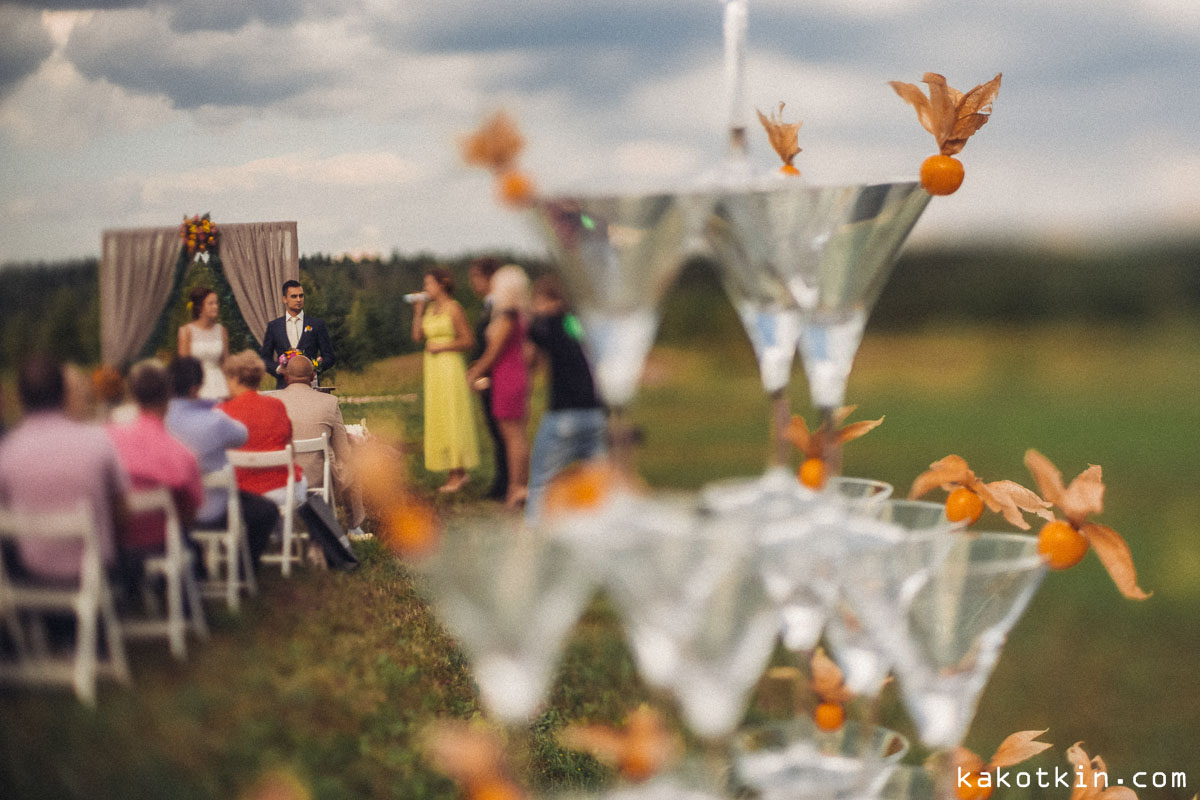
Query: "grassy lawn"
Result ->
[[2, 318, 1198, 799]]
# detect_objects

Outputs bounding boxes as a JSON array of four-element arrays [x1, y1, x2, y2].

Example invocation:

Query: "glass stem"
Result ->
[[767, 389, 791, 469], [818, 405, 843, 476]]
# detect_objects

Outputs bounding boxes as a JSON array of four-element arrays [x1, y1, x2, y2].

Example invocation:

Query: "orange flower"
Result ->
[[785, 406, 883, 488], [1024, 450, 1150, 600], [910, 454, 1052, 529], [1066, 743, 1139, 800], [756, 101, 802, 174], [953, 730, 1053, 800], [422, 721, 525, 800], [557, 705, 683, 783], [889, 72, 1001, 157]]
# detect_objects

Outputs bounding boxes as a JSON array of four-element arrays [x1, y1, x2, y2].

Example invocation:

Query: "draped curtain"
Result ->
[[99, 221, 299, 366], [99, 227, 181, 366], [219, 221, 299, 344]]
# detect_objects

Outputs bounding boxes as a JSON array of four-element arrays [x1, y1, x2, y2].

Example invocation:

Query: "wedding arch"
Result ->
[[99, 220, 299, 367]]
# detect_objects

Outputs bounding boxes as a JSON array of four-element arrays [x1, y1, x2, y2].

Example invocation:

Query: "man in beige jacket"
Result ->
[[273, 356, 368, 539]]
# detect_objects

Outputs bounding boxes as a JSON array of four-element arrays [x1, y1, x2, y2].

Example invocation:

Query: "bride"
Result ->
[[177, 286, 230, 400]]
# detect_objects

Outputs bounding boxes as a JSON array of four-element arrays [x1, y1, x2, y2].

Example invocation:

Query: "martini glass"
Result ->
[[704, 180, 930, 477], [824, 500, 956, 696], [412, 517, 595, 724], [599, 497, 780, 741], [731, 717, 909, 800], [529, 190, 709, 474], [841, 531, 1047, 750]]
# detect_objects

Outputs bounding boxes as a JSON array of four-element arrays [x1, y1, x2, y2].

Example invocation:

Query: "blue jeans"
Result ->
[[526, 408, 607, 524]]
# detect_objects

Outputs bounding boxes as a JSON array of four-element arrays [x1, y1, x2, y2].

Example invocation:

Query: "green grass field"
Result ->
[[2, 318, 1198, 799]]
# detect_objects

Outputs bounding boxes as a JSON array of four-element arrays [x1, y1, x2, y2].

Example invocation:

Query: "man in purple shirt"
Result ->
[[0, 356, 129, 583], [165, 356, 278, 564]]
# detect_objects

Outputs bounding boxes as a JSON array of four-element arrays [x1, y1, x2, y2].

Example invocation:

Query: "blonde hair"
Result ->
[[222, 349, 266, 388], [491, 264, 531, 316]]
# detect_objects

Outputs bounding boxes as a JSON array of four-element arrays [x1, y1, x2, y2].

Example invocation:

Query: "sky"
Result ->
[[1, 0, 1198, 265]]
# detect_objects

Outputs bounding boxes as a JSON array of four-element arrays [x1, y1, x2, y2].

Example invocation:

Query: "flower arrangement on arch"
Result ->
[[180, 213, 219, 257]]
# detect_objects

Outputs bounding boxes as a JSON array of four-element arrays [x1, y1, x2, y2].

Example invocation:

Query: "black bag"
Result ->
[[297, 497, 360, 571]]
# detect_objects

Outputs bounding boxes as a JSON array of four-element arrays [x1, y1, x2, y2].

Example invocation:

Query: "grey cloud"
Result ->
[[163, 0, 305, 33], [0, 5, 54, 98], [5, 0, 145, 8], [64, 9, 336, 108]]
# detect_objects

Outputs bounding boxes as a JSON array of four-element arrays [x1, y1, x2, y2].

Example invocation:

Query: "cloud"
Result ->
[[0, 6, 55, 98], [63, 6, 343, 109]]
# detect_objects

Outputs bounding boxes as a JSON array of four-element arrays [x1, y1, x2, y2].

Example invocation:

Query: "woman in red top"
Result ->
[[218, 350, 307, 505]]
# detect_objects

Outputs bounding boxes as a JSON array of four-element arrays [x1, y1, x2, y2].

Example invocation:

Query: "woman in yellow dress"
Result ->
[[411, 267, 480, 492]]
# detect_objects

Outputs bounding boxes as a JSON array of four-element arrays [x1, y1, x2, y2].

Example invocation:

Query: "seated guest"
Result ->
[[165, 356, 279, 565], [218, 350, 307, 506], [106, 361, 205, 584], [272, 355, 367, 538], [0, 356, 130, 583]]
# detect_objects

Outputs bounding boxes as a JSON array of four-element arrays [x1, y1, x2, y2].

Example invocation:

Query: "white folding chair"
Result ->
[[227, 445, 303, 577], [293, 433, 331, 505], [0, 503, 131, 706], [192, 466, 258, 610], [122, 488, 208, 659]]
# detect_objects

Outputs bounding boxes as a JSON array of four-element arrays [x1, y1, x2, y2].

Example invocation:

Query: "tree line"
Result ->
[[1, 236, 1197, 373]]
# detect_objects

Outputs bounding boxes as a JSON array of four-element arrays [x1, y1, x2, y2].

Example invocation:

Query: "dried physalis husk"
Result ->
[[888, 72, 1001, 156], [461, 111, 536, 206], [1066, 743, 1139, 800], [786, 406, 883, 489], [461, 110, 525, 171], [558, 705, 683, 783], [888, 72, 1001, 195], [953, 730, 1052, 800], [1025, 450, 1150, 599], [756, 102, 803, 175], [422, 721, 525, 800]]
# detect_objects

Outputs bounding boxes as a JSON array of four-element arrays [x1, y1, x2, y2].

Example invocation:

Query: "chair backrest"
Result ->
[[292, 433, 331, 500], [227, 445, 294, 470], [125, 487, 183, 560], [0, 503, 101, 587]]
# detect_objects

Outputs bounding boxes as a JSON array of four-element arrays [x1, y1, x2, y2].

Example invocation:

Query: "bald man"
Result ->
[[273, 356, 366, 538]]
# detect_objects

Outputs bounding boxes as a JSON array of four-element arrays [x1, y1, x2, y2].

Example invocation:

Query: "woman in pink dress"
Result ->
[[467, 264, 531, 509]]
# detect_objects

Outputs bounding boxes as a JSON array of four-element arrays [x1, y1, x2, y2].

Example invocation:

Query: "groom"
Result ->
[[260, 279, 336, 389]]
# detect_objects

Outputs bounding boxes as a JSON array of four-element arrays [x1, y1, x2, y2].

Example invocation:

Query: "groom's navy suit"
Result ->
[[260, 313, 336, 389]]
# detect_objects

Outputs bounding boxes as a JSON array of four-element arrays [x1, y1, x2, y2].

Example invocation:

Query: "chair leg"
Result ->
[[73, 599, 98, 706], [100, 587, 130, 686], [183, 569, 208, 640], [239, 532, 257, 598], [166, 567, 185, 660]]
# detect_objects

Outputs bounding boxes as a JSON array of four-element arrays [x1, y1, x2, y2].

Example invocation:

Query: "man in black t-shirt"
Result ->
[[525, 275, 607, 522]]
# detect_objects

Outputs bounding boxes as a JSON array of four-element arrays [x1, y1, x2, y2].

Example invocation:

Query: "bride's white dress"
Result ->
[[187, 322, 227, 400]]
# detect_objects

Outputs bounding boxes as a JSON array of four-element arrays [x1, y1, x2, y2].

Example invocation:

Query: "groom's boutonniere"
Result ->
[[304, 324, 312, 333]]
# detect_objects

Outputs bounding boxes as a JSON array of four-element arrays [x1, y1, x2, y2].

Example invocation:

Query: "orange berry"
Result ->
[[470, 779, 524, 800], [544, 463, 613, 512], [1037, 519, 1089, 570], [945, 486, 984, 525], [813, 701, 845, 732], [955, 772, 994, 800], [920, 154, 965, 196], [779, 163, 801, 177], [798, 457, 827, 489], [497, 169, 534, 206], [383, 502, 439, 558]]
